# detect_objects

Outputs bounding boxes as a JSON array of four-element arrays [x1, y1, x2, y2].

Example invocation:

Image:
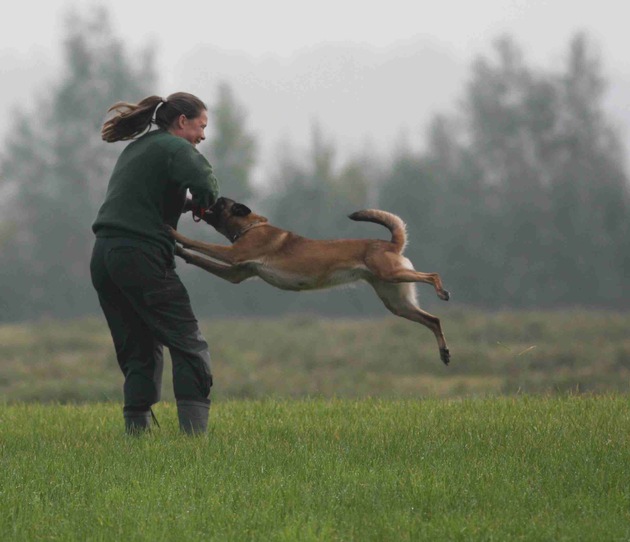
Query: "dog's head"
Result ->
[[195, 197, 266, 242]]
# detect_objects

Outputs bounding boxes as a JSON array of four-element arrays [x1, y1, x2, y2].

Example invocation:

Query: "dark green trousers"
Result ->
[[90, 237, 212, 412]]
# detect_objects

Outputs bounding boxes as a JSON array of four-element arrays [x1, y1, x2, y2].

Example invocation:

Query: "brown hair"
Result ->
[[101, 92, 207, 142]]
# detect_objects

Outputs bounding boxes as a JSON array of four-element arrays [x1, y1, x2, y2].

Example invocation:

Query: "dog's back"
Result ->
[[348, 210, 407, 253]]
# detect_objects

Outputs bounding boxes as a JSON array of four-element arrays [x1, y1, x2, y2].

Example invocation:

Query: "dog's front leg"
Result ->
[[168, 226, 236, 264], [176, 246, 255, 283]]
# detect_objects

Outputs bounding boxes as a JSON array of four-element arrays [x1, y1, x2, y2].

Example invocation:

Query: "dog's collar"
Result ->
[[230, 220, 268, 243]]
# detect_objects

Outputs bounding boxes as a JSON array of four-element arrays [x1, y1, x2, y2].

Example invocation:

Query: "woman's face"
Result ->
[[172, 110, 208, 147]]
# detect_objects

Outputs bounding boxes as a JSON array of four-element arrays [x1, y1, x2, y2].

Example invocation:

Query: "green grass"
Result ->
[[1, 311, 629, 538], [1, 308, 630, 403], [1, 397, 629, 541]]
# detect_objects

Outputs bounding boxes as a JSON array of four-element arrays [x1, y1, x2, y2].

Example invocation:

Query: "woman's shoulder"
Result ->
[[143, 129, 185, 145], [124, 130, 194, 159]]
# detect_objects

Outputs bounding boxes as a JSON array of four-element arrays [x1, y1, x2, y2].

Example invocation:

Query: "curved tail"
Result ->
[[348, 209, 407, 253]]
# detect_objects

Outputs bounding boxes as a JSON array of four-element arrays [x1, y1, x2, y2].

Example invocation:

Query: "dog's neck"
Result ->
[[229, 220, 268, 243]]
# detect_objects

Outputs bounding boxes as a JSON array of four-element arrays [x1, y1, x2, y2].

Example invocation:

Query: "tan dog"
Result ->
[[169, 197, 451, 365]]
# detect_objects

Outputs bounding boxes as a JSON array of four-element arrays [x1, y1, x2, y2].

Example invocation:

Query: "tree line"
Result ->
[[0, 9, 628, 322]]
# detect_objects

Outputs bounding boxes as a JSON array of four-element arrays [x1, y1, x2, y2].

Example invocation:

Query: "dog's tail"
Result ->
[[348, 209, 407, 253]]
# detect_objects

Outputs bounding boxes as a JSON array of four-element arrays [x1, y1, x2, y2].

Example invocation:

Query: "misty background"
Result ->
[[1, 1, 629, 323]]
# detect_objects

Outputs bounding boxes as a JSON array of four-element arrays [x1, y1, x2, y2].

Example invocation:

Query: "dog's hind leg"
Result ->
[[366, 252, 450, 301], [369, 279, 451, 365]]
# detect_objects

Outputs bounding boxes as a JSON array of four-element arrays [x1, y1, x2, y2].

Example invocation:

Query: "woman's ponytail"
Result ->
[[101, 92, 207, 143], [101, 95, 163, 142]]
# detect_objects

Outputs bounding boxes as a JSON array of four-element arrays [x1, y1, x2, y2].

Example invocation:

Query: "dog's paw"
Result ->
[[439, 289, 451, 301], [440, 347, 451, 366]]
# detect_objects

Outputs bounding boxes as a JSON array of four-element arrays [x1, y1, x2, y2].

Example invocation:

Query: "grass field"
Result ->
[[1, 308, 629, 402], [2, 311, 629, 540], [1, 397, 629, 541]]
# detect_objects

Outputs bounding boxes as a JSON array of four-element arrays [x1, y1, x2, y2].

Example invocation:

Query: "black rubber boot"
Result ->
[[124, 409, 152, 435], [177, 400, 210, 435]]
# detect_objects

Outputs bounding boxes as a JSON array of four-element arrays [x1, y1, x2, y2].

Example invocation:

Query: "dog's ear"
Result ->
[[231, 203, 252, 217]]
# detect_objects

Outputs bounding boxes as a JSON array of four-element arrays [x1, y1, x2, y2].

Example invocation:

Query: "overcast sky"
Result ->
[[2, 0, 628, 64], [1, 0, 629, 178]]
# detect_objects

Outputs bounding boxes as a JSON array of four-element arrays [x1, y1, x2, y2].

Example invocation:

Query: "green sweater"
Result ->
[[93, 129, 219, 257]]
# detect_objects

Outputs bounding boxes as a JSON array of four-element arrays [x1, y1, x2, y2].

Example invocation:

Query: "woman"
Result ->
[[91, 92, 219, 435]]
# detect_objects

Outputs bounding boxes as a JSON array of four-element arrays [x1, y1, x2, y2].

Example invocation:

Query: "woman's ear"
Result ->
[[177, 114, 188, 129]]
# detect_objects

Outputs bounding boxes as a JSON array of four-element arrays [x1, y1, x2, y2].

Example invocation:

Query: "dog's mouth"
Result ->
[[184, 197, 224, 222], [200, 209, 221, 227]]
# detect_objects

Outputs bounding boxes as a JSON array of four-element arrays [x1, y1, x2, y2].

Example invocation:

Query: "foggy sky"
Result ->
[[1, 0, 629, 181]]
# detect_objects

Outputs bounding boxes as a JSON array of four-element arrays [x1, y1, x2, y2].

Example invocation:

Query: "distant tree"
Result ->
[[418, 33, 630, 308], [256, 123, 384, 316], [335, 158, 373, 210], [378, 150, 439, 251], [422, 115, 493, 304], [461, 36, 559, 305], [205, 82, 257, 203], [0, 7, 156, 321], [268, 123, 343, 238], [548, 33, 630, 306]]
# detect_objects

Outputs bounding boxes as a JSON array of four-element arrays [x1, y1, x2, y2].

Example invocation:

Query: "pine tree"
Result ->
[[0, 7, 156, 320], [549, 33, 630, 306], [404, 33, 630, 308], [206, 82, 257, 203]]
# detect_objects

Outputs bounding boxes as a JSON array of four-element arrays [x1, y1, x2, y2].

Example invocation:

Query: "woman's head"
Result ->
[[101, 92, 208, 145]]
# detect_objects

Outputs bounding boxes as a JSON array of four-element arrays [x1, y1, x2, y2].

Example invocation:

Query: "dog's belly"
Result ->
[[253, 263, 370, 291]]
